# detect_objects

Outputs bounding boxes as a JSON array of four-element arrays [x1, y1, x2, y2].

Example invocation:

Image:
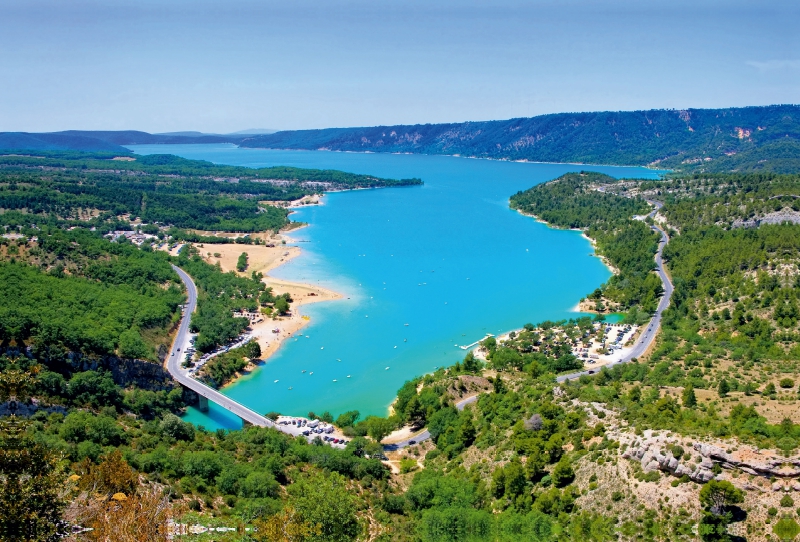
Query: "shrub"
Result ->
[[399, 458, 418, 474], [769, 507, 778, 517], [780, 378, 795, 389], [782, 495, 796, 508]]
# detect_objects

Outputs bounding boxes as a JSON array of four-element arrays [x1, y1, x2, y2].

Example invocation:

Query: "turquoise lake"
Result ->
[[128, 144, 660, 430]]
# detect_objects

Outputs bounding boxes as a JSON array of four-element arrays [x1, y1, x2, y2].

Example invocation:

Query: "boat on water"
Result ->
[[302, 370, 306, 373], [274, 379, 279, 383], [333, 379, 337, 382], [347, 375, 351, 378], [385, 367, 390, 370]]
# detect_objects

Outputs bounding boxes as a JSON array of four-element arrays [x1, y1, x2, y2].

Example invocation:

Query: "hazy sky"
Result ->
[[2, 0, 799, 133]]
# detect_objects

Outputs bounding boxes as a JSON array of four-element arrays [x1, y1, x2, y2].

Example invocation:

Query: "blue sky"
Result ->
[[2, 0, 798, 133]]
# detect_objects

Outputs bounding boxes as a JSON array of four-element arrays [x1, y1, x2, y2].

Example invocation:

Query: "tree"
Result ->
[[551, 460, 575, 487], [236, 252, 249, 272], [0, 359, 71, 541], [365, 416, 394, 443], [335, 410, 360, 428], [717, 379, 730, 398], [274, 297, 290, 315], [524, 414, 544, 432], [463, 351, 481, 373], [71, 489, 172, 542], [285, 471, 360, 542], [76, 449, 138, 498], [118, 327, 151, 360], [699, 480, 744, 515], [159, 413, 195, 442], [682, 383, 697, 408]]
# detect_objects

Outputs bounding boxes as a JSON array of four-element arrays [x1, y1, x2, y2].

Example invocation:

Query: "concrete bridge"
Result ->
[[167, 265, 275, 428]]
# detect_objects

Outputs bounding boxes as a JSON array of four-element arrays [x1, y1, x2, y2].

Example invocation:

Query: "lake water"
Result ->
[[129, 144, 660, 429]]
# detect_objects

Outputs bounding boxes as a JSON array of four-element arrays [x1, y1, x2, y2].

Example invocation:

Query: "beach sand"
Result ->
[[196, 240, 301, 276], [191, 235, 343, 369]]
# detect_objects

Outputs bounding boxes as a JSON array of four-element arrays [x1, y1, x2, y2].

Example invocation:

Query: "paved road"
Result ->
[[556, 200, 673, 383], [168, 265, 347, 448], [384, 394, 481, 450], [168, 265, 276, 427]]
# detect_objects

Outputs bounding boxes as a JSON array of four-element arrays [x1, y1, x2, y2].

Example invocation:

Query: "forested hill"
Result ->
[[0, 130, 248, 153], [0, 152, 421, 234], [240, 104, 800, 173]]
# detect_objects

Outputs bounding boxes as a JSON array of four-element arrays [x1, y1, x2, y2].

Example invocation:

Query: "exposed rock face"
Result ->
[[692, 442, 800, 478], [732, 208, 800, 228], [622, 437, 800, 484], [56, 352, 177, 392]]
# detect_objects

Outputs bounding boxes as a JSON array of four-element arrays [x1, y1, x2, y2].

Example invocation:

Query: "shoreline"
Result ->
[[514, 207, 620, 276], [233, 144, 670, 172], [189, 229, 344, 388]]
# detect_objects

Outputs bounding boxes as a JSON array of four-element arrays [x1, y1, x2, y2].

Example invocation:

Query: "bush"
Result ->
[[399, 458, 418, 474], [769, 507, 779, 517], [780, 378, 795, 389], [160, 413, 195, 442], [551, 460, 575, 487], [782, 495, 796, 508]]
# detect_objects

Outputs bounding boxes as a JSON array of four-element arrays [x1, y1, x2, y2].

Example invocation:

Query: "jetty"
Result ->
[[459, 333, 494, 350]]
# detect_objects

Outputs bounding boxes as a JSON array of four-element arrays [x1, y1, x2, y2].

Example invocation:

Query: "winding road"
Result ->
[[168, 265, 347, 448], [555, 199, 673, 382], [167, 265, 276, 427], [388, 200, 674, 450]]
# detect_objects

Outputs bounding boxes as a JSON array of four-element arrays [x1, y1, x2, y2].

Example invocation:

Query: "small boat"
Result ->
[[337, 358, 341, 362], [302, 370, 306, 373], [394, 346, 397, 349], [288, 387, 293, 390], [347, 375, 351, 378], [404, 323, 409, 326], [404, 339, 407, 342], [320, 347, 324, 350], [274, 380, 279, 383], [385, 367, 390, 370], [310, 372, 314, 375], [332, 379, 337, 382]]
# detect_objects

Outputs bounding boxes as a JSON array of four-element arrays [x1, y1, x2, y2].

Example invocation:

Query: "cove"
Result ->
[[128, 144, 661, 430]]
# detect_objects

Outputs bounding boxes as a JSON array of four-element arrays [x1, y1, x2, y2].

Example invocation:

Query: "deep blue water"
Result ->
[[128, 144, 660, 429]]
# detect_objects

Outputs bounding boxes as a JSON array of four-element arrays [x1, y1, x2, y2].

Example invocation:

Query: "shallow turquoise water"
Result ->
[[129, 144, 660, 429]]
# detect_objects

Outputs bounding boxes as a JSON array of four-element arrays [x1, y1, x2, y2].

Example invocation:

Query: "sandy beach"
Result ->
[[190, 233, 343, 370]]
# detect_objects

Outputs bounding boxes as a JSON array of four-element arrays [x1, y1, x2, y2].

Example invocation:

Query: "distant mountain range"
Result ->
[[240, 105, 800, 173], [2, 105, 798, 172]]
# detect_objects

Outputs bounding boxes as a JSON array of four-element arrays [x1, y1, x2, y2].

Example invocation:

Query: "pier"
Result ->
[[459, 333, 494, 350]]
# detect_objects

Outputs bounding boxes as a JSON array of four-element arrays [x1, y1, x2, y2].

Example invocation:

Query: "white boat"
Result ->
[[385, 367, 390, 370], [332, 379, 337, 382], [274, 380, 279, 383], [347, 375, 351, 378]]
